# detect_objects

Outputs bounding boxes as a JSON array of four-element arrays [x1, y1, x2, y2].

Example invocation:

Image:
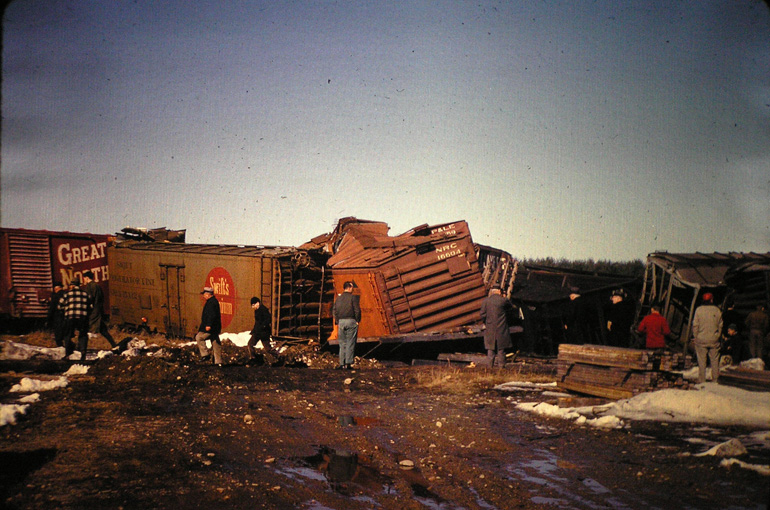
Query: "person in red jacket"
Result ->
[[637, 304, 671, 349]]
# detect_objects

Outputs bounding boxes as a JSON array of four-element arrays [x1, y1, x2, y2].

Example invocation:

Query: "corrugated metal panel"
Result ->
[[108, 241, 333, 340], [327, 220, 490, 341], [8, 233, 53, 317], [646, 252, 770, 288]]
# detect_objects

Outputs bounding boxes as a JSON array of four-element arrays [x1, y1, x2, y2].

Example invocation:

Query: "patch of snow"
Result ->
[[695, 438, 748, 458], [541, 391, 573, 398], [598, 384, 770, 429], [10, 376, 69, 393], [18, 393, 40, 403], [0, 341, 66, 360], [64, 364, 90, 376], [220, 331, 251, 347], [720, 458, 770, 476], [0, 404, 29, 426], [494, 381, 558, 392], [740, 358, 765, 371], [517, 402, 581, 420]]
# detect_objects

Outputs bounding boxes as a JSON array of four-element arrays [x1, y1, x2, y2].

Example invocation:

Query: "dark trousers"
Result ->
[[53, 316, 67, 347], [65, 317, 89, 360], [90, 315, 116, 347], [248, 331, 271, 358]]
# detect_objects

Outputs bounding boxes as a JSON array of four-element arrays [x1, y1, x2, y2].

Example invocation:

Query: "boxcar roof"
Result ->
[[112, 241, 302, 258], [646, 251, 770, 288]]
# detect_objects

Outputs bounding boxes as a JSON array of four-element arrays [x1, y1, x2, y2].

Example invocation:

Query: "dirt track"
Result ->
[[1, 338, 768, 509]]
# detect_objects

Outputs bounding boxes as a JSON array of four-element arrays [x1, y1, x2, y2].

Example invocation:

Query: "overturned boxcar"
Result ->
[[0, 228, 112, 321], [107, 241, 334, 340], [303, 218, 517, 345]]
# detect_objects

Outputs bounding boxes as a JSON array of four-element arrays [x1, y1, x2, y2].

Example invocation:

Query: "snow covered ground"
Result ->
[[496, 376, 770, 476]]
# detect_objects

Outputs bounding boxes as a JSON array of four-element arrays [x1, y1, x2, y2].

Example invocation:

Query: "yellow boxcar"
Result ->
[[108, 241, 334, 340]]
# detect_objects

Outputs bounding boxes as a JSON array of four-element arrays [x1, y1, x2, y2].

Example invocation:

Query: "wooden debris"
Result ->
[[437, 353, 488, 365], [719, 368, 770, 392], [557, 344, 690, 399]]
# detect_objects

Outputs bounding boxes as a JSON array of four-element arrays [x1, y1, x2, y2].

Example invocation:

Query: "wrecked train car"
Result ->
[[724, 260, 770, 316], [303, 218, 517, 345], [638, 251, 770, 347], [107, 241, 333, 340], [0, 228, 113, 322], [510, 264, 640, 355]]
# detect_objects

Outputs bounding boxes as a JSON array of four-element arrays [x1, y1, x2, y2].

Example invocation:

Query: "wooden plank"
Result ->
[[557, 380, 634, 400], [437, 353, 488, 364], [558, 344, 653, 370], [719, 369, 770, 392]]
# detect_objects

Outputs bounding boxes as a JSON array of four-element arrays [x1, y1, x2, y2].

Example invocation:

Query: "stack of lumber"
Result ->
[[719, 368, 770, 392], [557, 344, 690, 399]]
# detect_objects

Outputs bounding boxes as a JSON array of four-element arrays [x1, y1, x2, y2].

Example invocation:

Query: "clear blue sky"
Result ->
[[2, 1, 769, 260]]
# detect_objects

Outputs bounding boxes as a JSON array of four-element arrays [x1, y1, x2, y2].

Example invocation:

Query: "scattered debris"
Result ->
[[557, 344, 689, 399], [719, 366, 770, 392]]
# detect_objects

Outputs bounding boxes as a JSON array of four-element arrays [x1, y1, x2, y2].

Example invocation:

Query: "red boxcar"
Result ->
[[0, 228, 113, 320]]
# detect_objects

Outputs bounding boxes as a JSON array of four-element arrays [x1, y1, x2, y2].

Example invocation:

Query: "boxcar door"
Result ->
[[160, 263, 185, 337]]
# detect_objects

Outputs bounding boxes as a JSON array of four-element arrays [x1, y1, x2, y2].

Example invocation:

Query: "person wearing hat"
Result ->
[[333, 281, 361, 370], [691, 292, 723, 383], [82, 270, 117, 348], [47, 281, 67, 348], [246, 296, 272, 364], [61, 278, 91, 361], [606, 289, 635, 347], [480, 285, 515, 367], [196, 286, 223, 366]]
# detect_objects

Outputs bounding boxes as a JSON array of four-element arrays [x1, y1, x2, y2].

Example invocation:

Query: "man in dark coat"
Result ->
[[333, 281, 361, 370], [480, 286, 514, 367], [47, 282, 67, 347], [82, 270, 116, 348], [247, 296, 272, 363], [606, 289, 635, 347], [196, 286, 223, 366]]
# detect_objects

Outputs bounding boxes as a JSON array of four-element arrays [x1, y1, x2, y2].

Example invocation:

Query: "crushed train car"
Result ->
[[107, 241, 333, 340], [723, 260, 770, 315], [510, 264, 640, 355], [302, 218, 517, 345], [638, 252, 770, 346], [0, 228, 113, 322]]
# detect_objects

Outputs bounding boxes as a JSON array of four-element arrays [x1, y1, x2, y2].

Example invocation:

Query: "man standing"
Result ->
[[196, 286, 223, 366], [82, 270, 116, 348], [744, 304, 769, 361], [691, 292, 723, 383], [333, 281, 360, 370], [480, 286, 514, 368], [247, 297, 272, 364], [47, 282, 67, 347], [637, 304, 671, 350], [62, 278, 91, 361], [606, 289, 635, 347]]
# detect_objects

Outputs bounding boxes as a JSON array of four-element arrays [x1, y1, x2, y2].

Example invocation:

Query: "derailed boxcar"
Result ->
[[107, 241, 334, 340], [0, 228, 112, 321], [303, 218, 517, 345]]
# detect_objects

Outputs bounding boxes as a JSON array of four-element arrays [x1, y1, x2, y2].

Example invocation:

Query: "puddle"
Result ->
[[275, 445, 469, 508], [507, 448, 635, 510], [274, 446, 396, 497]]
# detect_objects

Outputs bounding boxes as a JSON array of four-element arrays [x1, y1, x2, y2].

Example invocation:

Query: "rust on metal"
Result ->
[[0, 228, 113, 319], [107, 241, 333, 340], [307, 218, 517, 344]]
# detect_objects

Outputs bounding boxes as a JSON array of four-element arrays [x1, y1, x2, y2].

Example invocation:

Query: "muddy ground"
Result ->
[[1, 334, 768, 510]]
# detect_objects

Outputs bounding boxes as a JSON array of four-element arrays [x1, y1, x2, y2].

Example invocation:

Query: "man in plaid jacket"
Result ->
[[62, 278, 92, 361]]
